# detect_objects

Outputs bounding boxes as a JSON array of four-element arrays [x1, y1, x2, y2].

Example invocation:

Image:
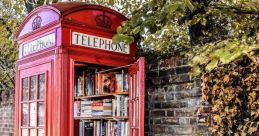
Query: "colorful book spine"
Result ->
[[92, 102, 112, 116]]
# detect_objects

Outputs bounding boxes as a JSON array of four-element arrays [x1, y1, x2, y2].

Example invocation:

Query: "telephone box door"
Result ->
[[17, 62, 52, 136], [128, 57, 145, 136]]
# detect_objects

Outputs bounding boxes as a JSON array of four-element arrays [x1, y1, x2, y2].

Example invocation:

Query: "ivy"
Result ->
[[199, 54, 259, 135]]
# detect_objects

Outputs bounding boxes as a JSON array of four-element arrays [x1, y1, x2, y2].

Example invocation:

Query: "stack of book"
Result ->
[[79, 120, 128, 136], [81, 100, 93, 117], [74, 96, 128, 118], [92, 99, 112, 116], [75, 69, 129, 97]]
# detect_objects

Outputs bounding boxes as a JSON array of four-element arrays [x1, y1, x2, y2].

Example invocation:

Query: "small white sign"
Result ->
[[20, 33, 55, 58], [72, 32, 130, 54]]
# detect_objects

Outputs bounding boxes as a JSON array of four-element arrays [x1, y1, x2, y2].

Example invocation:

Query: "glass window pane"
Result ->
[[39, 129, 45, 136], [30, 76, 37, 100], [22, 104, 28, 126], [22, 129, 28, 136], [30, 129, 37, 136], [39, 74, 45, 99], [30, 102, 37, 127], [38, 102, 45, 126], [22, 78, 28, 101]]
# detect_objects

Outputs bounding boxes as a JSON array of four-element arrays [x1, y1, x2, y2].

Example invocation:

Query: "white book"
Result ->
[[116, 95, 121, 116], [124, 97, 128, 116], [79, 121, 84, 136], [112, 99, 116, 116]]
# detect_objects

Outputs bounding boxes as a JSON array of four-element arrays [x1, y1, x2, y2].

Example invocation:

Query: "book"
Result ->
[[101, 120, 106, 136], [79, 121, 84, 136], [87, 73, 93, 96], [82, 71, 85, 96], [78, 76, 82, 96], [115, 73, 123, 93], [84, 121, 94, 136], [114, 121, 121, 136], [74, 101, 81, 117], [102, 72, 117, 93], [123, 73, 128, 92]]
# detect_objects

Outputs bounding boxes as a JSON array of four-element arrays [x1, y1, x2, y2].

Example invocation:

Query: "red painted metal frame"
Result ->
[[17, 61, 52, 136], [128, 57, 145, 136], [15, 2, 145, 136]]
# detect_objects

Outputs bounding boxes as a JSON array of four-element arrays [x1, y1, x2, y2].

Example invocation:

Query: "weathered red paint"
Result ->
[[15, 2, 144, 136]]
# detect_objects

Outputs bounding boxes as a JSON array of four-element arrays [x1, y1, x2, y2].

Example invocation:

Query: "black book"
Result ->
[[84, 121, 94, 136], [101, 121, 106, 136]]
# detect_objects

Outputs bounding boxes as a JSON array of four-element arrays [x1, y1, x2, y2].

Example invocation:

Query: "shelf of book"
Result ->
[[74, 92, 128, 100], [74, 116, 128, 120], [73, 62, 134, 136]]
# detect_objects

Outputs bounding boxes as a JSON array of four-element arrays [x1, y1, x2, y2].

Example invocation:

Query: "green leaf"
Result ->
[[108, 0, 114, 5], [116, 26, 122, 33], [205, 59, 218, 71], [112, 34, 134, 44], [131, 26, 142, 35], [184, 0, 194, 11], [191, 65, 201, 76], [201, 18, 207, 26], [192, 55, 209, 65], [129, 14, 142, 27]]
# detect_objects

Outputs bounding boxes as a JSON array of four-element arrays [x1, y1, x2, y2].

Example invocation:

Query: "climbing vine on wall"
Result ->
[[200, 53, 259, 135]]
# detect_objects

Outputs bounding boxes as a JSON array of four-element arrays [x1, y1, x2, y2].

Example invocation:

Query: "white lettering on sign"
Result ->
[[72, 32, 130, 54], [21, 33, 55, 58]]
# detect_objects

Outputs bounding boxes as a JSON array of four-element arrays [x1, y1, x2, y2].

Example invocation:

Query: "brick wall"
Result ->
[[144, 55, 210, 136], [0, 90, 15, 136]]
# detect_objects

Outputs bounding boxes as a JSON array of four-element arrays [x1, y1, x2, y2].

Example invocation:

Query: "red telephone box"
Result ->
[[15, 2, 145, 136]]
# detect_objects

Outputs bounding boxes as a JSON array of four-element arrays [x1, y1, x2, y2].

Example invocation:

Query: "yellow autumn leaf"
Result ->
[[223, 75, 230, 83], [213, 115, 222, 124]]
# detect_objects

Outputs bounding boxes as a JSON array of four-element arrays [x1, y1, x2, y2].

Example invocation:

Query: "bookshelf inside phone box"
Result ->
[[15, 2, 145, 136]]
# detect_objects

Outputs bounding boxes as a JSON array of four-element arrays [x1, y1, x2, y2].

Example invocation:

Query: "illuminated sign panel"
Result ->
[[20, 33, 55, 58], [72, 32, 130, 54]]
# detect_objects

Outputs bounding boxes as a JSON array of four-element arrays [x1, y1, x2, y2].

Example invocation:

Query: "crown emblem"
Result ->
[[32, 15, 42, 30], [95, 12, 112, 29]]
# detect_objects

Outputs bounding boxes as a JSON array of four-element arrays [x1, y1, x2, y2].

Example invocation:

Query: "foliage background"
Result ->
[[0, 0, 258, 135]]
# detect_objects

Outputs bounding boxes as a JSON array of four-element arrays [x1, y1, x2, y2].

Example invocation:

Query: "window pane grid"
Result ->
[[21, 74, 46, 136]]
